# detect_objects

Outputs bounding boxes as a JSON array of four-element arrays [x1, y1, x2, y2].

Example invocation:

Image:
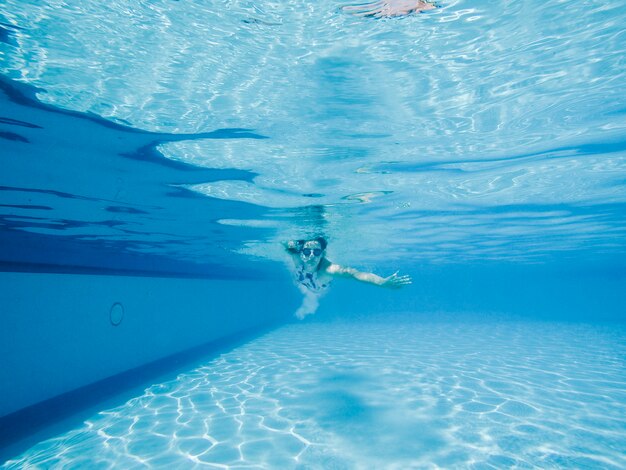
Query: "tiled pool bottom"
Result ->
[[4, 315, 626, 469]]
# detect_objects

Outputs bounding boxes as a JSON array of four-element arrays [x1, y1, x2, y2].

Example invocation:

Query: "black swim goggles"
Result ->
[[302, 248, 322, 256]]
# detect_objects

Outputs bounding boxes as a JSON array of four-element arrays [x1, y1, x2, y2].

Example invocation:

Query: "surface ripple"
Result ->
[[2, 0, 626, 264]]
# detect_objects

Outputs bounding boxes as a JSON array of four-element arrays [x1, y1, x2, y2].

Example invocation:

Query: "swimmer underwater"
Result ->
[[285, 237, 411, 318]]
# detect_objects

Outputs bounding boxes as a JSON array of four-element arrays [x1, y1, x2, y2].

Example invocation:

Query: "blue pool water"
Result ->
[[1, 0, 625, 467], [4, 316, 626, 468]]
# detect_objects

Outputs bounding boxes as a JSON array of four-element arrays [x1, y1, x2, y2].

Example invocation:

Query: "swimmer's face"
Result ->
[[300, 240, 324, 265]]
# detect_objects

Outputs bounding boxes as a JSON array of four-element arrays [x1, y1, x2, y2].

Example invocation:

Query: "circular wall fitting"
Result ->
[[109, 302, 124, 326]]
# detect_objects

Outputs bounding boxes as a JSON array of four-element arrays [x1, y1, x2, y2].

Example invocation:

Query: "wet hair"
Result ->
[[314, 237, 328, 250], [293, 237, 327, 252]]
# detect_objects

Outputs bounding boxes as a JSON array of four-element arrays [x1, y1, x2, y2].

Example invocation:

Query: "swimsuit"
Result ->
[[295, 267, 331, 292]]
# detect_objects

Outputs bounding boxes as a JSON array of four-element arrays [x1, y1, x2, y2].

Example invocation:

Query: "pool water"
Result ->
[[2, 0, 626, 269], [5, 315, 626, 469], [1, 0, 626, 467]]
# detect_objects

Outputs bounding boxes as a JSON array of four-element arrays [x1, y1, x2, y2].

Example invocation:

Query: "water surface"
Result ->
[[1, 0, 625, 270]]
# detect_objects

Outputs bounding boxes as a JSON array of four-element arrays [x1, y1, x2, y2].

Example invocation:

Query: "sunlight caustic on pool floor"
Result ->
[[5, 316, 626, 469]]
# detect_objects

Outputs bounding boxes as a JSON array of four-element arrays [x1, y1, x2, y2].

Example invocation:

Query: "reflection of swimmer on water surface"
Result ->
[[343, 0, 437, 18], [285, 237, 412, 319]]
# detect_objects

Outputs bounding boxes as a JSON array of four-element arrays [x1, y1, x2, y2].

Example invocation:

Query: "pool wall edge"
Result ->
[[0, 271, 299, 418]]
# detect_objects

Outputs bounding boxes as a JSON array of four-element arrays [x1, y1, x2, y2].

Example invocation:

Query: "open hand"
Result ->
[[343, 0, 436, 18], [381, 271, 412, 288]]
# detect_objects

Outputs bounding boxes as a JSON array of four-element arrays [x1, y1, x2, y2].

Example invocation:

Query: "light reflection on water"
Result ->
[[1, 2, 625, 466], [4, 316, 626, 468], [1, 0, 625, 266]]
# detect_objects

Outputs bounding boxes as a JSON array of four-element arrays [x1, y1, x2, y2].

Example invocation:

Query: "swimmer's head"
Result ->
[[299, 237, 327, 266]]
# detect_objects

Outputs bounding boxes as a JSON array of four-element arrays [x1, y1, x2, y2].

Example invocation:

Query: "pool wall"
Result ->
[[0, 271, 299, 419], [2, 261, 623, 420]]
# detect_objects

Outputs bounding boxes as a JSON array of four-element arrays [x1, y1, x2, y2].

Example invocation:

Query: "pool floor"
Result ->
[[4, 313, 626, 469]]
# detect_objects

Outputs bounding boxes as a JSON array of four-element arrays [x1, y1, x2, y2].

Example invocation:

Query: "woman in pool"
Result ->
[[285, 237, 411, 318]]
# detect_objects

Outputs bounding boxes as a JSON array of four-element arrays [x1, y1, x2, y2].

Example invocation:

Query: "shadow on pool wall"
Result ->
[[0, 270, 300, 454], [315, 260, 626, 323]]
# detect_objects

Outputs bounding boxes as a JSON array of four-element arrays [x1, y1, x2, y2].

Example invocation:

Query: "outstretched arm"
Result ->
[[325, 264, 411, 289]]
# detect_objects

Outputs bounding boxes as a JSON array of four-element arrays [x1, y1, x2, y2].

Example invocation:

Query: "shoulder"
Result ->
[[323, 261, 355, 276]]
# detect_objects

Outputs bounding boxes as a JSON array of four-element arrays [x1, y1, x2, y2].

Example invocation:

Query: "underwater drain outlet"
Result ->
[[109, 302, 124, 326]]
